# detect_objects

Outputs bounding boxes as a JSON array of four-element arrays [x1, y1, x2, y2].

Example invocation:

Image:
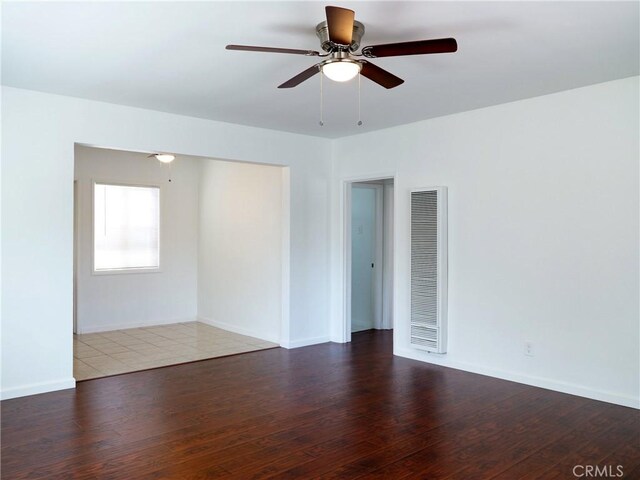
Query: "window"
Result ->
[[93, 183, 160, 272]]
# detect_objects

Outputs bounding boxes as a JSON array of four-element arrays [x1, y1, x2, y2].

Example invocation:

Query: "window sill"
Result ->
[[92, 267, 162, 276]]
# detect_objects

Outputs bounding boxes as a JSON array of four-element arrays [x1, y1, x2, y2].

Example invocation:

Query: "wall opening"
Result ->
[[344, 177, 395, 341], [72, 144, 290, 381]]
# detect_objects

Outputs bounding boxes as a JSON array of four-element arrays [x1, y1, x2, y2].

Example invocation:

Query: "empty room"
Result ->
[[1, 1, 639, 479], [72, 146, 283, 379]]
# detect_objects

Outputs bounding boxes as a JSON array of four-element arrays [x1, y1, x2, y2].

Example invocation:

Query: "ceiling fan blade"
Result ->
[[362, 38, 457, 58], [226, 45, 320, 56], [325, 6, 355, 45], [278, 64, 321, 88], [359, 61, 404, 89]]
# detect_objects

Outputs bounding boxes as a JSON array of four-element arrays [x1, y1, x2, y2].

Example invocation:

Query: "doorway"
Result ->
[[348, 178, 394, 336]]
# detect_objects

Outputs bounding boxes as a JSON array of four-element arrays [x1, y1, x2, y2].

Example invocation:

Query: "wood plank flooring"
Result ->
[[2, 331, 638, 479]]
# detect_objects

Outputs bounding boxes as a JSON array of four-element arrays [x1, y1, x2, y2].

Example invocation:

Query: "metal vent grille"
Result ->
[[410, 188, 447, 353]]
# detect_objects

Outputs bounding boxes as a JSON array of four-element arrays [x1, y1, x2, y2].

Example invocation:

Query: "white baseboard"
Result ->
[[76, 317, 198, 334], [280, 335, 330, 349], [1, 378, 76, 401], [197, 316, 280, 344], [395, 347, 639, 409]]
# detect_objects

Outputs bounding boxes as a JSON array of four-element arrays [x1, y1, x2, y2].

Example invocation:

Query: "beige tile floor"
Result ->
[[73, 322, 278, 381]]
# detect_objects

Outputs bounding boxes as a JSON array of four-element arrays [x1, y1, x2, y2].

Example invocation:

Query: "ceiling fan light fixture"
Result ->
[[227, 5, 458, 91], [154, 153, 175, 163], [321, 59, 361, 82]]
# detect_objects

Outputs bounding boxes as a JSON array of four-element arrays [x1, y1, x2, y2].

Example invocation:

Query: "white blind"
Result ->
[[410, 188, 447, 353], [94, 183, 160, 271]]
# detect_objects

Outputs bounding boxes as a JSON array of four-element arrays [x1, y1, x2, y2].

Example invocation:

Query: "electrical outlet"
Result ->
[[524, 341, 534, 357]]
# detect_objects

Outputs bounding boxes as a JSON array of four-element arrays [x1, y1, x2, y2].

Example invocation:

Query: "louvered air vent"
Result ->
[[410, 188, 448, 353]]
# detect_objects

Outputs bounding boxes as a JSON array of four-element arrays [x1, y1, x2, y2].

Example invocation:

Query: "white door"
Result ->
[[351, 186, 377, 332]]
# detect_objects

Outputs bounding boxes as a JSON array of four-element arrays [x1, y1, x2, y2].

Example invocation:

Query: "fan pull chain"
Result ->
[[357, 72, 362, 126], [319, 71, 324, 126]]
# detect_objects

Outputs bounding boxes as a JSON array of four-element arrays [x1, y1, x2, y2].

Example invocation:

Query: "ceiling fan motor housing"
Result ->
[[316, 20, 365, 52]]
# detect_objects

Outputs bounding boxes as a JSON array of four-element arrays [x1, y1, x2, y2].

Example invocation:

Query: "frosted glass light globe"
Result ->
[[322, 60, 361, 82], [154, 154, 175, 163]]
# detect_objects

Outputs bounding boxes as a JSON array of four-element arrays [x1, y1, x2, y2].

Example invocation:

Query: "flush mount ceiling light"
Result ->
[[152, 153, 175, 163]]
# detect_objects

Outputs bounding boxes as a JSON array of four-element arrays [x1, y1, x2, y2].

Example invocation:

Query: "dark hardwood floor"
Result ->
[[2, 331, 638, 479]]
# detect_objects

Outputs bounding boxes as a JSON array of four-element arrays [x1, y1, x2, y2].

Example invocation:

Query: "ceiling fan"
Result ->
[[226, 5, 458, 89]]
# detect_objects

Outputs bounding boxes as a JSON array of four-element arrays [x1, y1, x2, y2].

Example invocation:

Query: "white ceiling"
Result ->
[[2, 1, 638, 138]]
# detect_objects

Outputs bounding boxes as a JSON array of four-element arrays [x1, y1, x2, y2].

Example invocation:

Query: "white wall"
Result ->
[[1, 86, 332, 400], [197, 159, 283, 343], [74, 146, 200, 332], [331, 77, 640, 408]]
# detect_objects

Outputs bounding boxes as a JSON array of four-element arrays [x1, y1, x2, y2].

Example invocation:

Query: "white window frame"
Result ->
[[91, 180, 163, 275]]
